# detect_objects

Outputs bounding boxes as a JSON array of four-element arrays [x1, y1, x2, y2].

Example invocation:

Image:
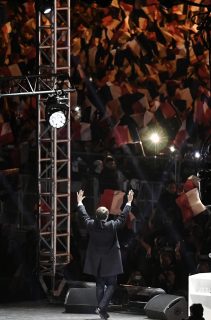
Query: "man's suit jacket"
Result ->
[[78, 204, 131, 277]]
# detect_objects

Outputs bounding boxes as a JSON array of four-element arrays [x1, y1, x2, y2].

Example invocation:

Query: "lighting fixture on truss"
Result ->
[[36, 0, 54, 14], [45, 94, 69, 128]]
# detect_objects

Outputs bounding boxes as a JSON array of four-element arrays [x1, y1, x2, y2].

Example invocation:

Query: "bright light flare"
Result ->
[[49, 111, 66, 129], [141, 126, 168, 154], [194, 151, 201, 159], [150, 132, 160, 144], [169, 145, 176, 153]]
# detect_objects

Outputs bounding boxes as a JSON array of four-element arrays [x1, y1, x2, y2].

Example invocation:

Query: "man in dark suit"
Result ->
[[77, 189, 134, 320]]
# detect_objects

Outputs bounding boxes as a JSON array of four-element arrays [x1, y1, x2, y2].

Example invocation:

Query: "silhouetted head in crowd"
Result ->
[[104, 155, 116, 170], [159, 248, 174, 268], [165, 180, 177, 194], [189, 303, 204, 319]]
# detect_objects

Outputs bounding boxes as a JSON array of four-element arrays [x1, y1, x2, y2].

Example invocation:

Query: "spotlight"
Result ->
[[71, 105, 81, 121], [169, 145, 176, 153], [36, 0, 54, 14], [74, 106, 80, 113], [194, 151, 201, 159], [45, 95, 69, 128], [150, 132, 160, 144]]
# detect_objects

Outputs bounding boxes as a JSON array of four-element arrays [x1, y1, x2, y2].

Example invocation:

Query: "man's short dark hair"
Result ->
[[190, 303, 204, 318], [96, 206, 109, 221]]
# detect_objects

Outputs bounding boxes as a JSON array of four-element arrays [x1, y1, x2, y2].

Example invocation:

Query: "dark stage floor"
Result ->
[[0, 300, 155, 320]]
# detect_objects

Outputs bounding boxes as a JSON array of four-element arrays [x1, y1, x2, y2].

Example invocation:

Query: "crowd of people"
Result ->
[[0, 0, 37, 172], [69, 4, 211, 288], [70, 0, 211, 157], [0, 0, 210, 181], [70, 153, 211, 301]]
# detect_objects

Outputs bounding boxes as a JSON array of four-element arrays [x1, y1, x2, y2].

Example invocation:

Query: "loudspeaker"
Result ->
[[144, 294, 188, 320], [64, 287, 97, 313]]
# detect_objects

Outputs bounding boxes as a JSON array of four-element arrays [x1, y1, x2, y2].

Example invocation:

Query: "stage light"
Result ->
[[36, 0, 54, 14], [142, 126, 168, 154], [45, 95, 69, 128], [74, 106, 80, 113], [169, 145, 176, 153], [150, 132, 160, 144], [149, 132, 160, 157], [194, 151, 201, 159], [71, 105, 81, 121]]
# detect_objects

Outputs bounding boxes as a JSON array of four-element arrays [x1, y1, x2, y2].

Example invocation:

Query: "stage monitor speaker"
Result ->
[[64, 287, 97, 313], [144, 294, 188, 320]]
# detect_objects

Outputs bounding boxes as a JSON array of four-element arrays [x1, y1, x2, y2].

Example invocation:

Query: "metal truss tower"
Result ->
[[37, 0, 71, 299]]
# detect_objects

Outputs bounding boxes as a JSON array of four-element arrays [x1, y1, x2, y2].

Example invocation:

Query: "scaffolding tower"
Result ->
[[37, 0, 71, 299]]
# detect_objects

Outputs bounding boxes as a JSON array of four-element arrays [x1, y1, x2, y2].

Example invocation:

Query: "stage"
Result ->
[[0, 300, 155, 320]]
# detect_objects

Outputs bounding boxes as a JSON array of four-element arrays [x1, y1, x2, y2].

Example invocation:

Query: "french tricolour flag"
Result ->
[[176, 188, 206, 222], [98, 189, 125, 215], [112, 125, 133, 146], [0, 122, 14, 145]]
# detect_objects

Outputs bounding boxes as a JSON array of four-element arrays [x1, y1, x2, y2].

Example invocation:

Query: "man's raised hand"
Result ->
[[127, 189, 134, 203], [77, 189, 86, 204]]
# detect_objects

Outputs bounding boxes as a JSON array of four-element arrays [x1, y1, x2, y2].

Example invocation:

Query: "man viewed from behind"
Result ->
[[77, 189, 134, 320]]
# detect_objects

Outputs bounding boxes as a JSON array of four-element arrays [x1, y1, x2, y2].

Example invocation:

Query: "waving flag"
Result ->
[[98, 189, 125, 215], [72, 121, 92, 141], [176, 188, 206, 222], [173, 120, 189, 149], [112, 125, 133, 146], [0, 122, 14, 145]]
